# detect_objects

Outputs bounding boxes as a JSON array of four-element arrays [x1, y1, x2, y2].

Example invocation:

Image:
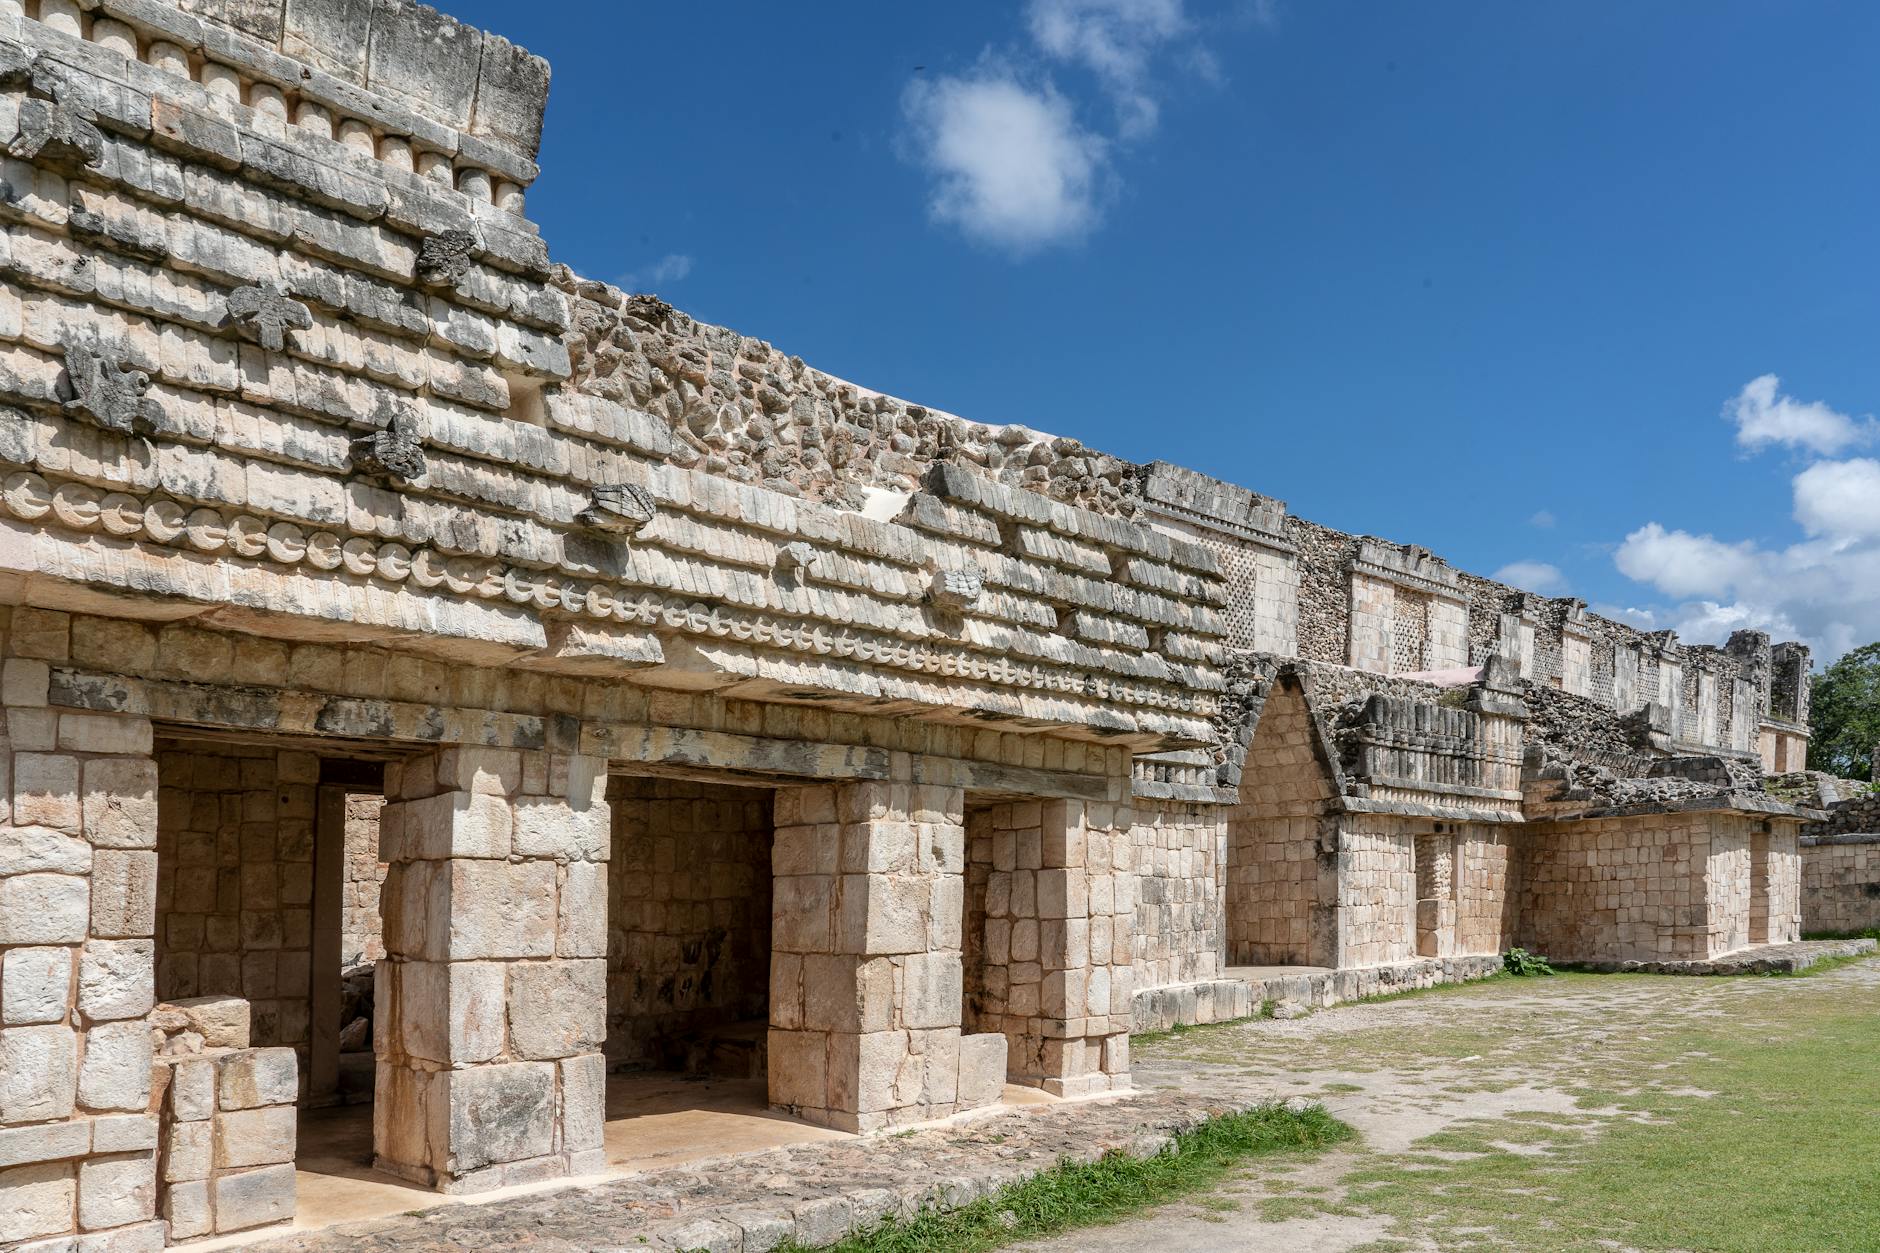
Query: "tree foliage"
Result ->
[[1807, 642, 1880, 779]]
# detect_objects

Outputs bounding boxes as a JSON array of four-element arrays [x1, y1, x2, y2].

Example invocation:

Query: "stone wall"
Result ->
[[154, 740, 317, 1077], [1454, 826, 1517, 956], [605, 776, 772, 1072], [1225, 680, 1333, 966], [0, 606, 163, 1248], [1800, 834, 1880, 935], [342, 793, 386, 964], [1127, 797, 1223, 991], [1331, 821, 1417, 968], [1519, 812, 1793, 962]]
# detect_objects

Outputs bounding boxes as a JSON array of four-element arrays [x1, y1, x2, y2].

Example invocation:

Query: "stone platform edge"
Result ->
[[1561, 937, 1877, 976], [1131, 955, 1505, 1035]]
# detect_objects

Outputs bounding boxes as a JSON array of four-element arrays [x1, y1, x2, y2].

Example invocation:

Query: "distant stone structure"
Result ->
[[0, 0, 1825, 1246]]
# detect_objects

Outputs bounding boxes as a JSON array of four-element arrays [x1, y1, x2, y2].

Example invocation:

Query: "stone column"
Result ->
[[768, 778, 1002, 1132], [974, 798, 1133, 1097], [374, 747, 609, 1193], [0, 607, 163, 1248]]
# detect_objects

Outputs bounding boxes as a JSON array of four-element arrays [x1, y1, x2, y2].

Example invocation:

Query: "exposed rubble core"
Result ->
[[0, 1, 1832, 1247]]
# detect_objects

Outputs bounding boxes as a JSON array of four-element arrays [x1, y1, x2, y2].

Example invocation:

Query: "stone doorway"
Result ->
[[151, 734, 390, 1240]]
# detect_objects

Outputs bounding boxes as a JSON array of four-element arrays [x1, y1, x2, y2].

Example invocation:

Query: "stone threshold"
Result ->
[[1132, 954, 1505, 1034], [1562, 937, 1877, 976], [244, 1084, 1259, 1252]]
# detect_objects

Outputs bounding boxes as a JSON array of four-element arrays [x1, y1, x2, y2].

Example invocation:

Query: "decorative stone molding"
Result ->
[[350, 414, 428, 483], [576, 483, 657, 535], [926, 565, 984, 613], [224, 284, 315, 352], [775, 541, 819, 578], [416, 229, 479, 287], [3, 53, 104, 172], [0, 472, 1218, 720], [59, 344, 164, 434]]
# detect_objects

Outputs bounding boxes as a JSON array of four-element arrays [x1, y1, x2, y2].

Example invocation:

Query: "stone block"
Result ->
[[0, 1024, 78, 1122], [800, 955, 893, 1035], [388, 960, 504, 1065], [166, 996, 250, 1048], [432, 747, 521, 797], [81, 758, 160, 850], [958, 1032, 1008, 1109], [211, 1162, 295, 1233], [0, 1119, 90, 1169], [162, 1119, 211, 1183], [166, 1058, 215, 1121], [445, 859, 556, 960], [559, 1053, 605, 1153], [511, 795, 608, 861], [214, 1106, 297, 1170], [391, 790, 511, 860], [771, 875, 834, 954], [14, 752, 80, 831], [556, 860, 606, 958], [77, 1150, 156, 1230], [766, 1029, 828, 1110], [3, 946, 73, 1025], [835, 874, 929, 956], [506, 959, 605, 1060], [78, 1020, 152, 1112], [0, 1161, 75, 1245], [78, 939, 154, 1021], [57, 714, 150, 757], [0, 872, 89, 944], [829, 1030, 913, 1115], [217, 1047, 298, 1110], [898, 953, 963, 1031], [90, 851, 158, 939], [162, 1177, 212, 1240], [445, 1062, 555, 1174], [0, 825, 91, 874]]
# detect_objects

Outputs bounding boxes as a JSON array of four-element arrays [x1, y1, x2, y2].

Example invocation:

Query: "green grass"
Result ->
[[1804, 927, 1880, 942], [776, 1104, 1354, 1253]]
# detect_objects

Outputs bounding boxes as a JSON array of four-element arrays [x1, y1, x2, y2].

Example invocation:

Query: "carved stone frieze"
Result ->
[[416, 230, 479, 287], [5, 56, 103, 172], [350, 412, 427, 483], [776, 541, 819, 578], [926, 564, 984, 613], [224, 284, 315, 352], [578, 483, 657, 535], [60, 344, 163, 435]]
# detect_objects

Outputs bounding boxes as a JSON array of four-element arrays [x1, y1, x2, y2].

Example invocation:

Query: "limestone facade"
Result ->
[[0, 1, 1826, 1246]]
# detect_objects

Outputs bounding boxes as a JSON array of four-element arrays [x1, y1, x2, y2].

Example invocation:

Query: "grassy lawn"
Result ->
[[1130, 961, 1880, 1252], [780, 1103, 1354, 1253]]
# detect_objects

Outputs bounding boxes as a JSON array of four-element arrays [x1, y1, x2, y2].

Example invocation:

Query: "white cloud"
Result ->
[[1792, 457, 1880, 539], [1728, 373, 1872, 456], [1491, 561, 1566, 595], [1613, 523, 1762, 600], [1528, 510, 1557, 529], [902, 70, 1108, 253], [621, 254, 693, 291], [1026, 0, 1189, 138]]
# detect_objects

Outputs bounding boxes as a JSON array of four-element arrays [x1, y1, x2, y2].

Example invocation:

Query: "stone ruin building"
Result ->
[[0, 0, 1828, 1246]]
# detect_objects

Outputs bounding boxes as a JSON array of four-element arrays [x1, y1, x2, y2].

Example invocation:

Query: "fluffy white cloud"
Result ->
[[1613, 523, 1761, 600], [1026, 0, 1188, 138], [1728, 373, 1872, 456], [902, 71, 1108, 253], [621, 254, 693, 291], [1792, 457, 1880, 539], [1528, 510, 1557, 529], [1490, 561, 1566, 594]]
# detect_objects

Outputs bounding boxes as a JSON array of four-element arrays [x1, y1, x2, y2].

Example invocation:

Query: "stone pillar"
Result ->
[[768, 778, 1003, 1132], [0, 607, 163, 1248], [374, 747, 609, 1193], [975, 798, 1133, 1097]]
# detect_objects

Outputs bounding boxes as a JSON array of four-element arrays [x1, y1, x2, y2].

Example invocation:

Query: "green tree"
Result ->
[[1807, 642, 1880, 779]]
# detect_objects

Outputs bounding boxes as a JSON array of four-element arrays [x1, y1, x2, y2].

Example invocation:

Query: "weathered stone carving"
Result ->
[[5, 55, 104, 172], [776, 541, 819, 578], [350, 413, 427, 483], [926, 564, 983, 613], [416, 230, 479, 287], [578, 483, 658, 535], [224, 284, 315, 352], [60, 344, 163, 434]]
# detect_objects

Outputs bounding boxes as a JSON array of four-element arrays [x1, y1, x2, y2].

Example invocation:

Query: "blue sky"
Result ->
[[451, 1, 1880, 660]]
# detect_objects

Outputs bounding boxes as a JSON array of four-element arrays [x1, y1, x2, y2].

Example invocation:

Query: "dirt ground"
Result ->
[[1023, 957, 1880, 1252]]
